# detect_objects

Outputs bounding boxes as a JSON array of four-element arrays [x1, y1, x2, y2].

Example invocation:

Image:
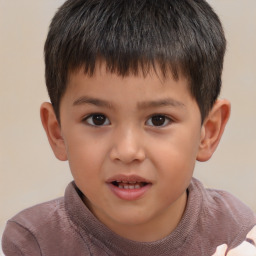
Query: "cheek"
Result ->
[[154, 133, 199, 168], [64, 132, 108, 180], [150, 131, 200, 187]]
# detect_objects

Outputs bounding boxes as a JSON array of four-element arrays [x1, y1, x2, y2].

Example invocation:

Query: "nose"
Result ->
[[109, 126, 146, 164]]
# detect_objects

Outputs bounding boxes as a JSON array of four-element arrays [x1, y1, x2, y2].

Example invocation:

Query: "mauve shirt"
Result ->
[[2, 178, 256, 256]]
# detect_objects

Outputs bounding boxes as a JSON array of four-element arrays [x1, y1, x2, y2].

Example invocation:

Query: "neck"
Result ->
[[89, 190, 188, 242]]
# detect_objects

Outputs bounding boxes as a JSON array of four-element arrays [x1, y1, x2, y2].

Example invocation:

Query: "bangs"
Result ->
[[58, 0, 183, 79], [45, 0, 226, 122]]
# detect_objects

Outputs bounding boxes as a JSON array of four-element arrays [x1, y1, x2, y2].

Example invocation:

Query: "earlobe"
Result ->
[[40, 102, 68, 161], [196, 99, 231, 162]]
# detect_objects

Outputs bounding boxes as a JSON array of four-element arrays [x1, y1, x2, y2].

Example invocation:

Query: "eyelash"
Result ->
[[83, 114, 173, 127], [83, 114, 111, 126], [146, 115, 173, 127]]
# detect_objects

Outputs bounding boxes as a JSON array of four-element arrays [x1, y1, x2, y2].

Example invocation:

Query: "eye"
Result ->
[[84, 114, 110, 126], [146, 115, 172, 127]]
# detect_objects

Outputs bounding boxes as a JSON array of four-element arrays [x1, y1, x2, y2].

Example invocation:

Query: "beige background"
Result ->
[[0, 0, 256, 248]]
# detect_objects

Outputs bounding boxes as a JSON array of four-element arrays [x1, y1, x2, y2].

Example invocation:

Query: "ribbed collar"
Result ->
[[65, 178, 203, 256]]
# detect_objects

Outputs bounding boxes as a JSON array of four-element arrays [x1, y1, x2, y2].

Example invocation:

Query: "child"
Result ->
[[2, 0, 256, 255]]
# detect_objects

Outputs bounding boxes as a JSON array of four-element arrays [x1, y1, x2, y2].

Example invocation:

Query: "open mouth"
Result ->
[[107, 176, 152, 200], [111, 181, 148, 189]]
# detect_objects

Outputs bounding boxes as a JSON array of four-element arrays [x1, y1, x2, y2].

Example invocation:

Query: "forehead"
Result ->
[[67, 61, 189, 90], [66, 64, 189, 95], [60, 64, 197, 116]]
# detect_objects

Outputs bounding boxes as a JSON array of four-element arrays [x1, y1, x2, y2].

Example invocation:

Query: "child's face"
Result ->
[[59, 64, 204, 240]]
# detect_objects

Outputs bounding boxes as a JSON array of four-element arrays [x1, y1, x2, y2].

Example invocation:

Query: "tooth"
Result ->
[[118, 185, 124, 189], [123, 181, 128, 183], [129, 181, 136, 184], [124, 185, 129, 189], [128, 185, 135, 189], [135, 185, 140, 189]]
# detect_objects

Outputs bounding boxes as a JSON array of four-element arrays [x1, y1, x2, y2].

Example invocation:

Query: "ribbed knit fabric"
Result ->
[[2, 178, 256, 256]]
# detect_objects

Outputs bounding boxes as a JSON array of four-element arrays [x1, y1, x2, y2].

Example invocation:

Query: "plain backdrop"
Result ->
[[1, 0, 256, 245]]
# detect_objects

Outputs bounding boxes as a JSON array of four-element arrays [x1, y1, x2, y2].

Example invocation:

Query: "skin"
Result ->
[[212, 226, 256, 256], [41, 63, 230, 242]]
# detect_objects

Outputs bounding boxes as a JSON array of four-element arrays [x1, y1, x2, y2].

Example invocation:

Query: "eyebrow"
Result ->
[[73, 96, 113, 109], [137, 98, 185, 109], [73, 96, 185, 109]]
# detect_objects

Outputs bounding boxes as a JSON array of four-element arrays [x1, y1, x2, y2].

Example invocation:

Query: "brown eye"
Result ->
[[146, 115, 171, 127], [85, 114, 110, 126]]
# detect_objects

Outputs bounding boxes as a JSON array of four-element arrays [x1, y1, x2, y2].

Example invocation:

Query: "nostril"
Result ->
[[109, 139, 146, 164]]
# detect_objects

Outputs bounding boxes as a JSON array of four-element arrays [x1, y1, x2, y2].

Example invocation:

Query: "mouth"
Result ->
[[106, 175, 152, 200], [111, 181, 148, 189]]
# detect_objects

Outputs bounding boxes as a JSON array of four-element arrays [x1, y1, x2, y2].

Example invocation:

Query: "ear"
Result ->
[[40, 102, 68, 161], [196, 99, 231, 162]]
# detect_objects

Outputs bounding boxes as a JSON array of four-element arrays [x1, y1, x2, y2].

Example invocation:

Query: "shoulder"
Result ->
[[190, 178, 256, 247], [201, 182, 255, 225], [2, 183, 93, 255], [10, 196, 65, 232], [2, 197, 65, 255], [191, 178, 255, 219]]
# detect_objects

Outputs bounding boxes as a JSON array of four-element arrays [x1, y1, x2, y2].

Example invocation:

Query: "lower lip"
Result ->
[[107, 183, 152, 201]]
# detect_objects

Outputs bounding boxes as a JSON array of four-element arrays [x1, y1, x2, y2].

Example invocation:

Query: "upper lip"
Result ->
[[106, 174, 152, 184]]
